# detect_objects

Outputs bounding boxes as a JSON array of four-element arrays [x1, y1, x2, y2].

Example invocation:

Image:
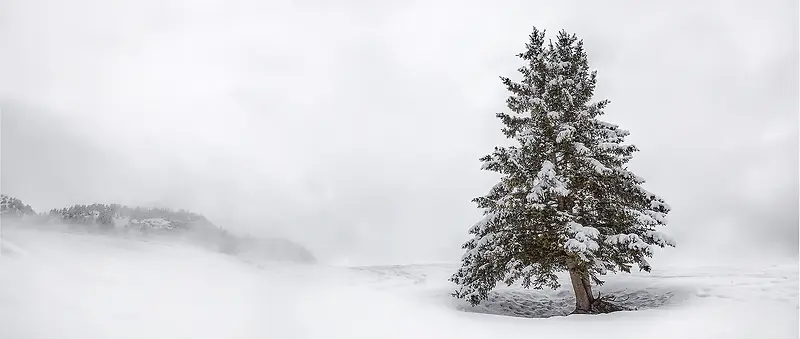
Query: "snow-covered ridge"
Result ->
[[42, 203, 215, 233], [1, 195, 216, 233], [0, 194, 316, 264]]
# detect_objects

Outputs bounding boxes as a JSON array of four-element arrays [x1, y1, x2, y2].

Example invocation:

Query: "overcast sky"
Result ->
[[1, 0, 797, 266]]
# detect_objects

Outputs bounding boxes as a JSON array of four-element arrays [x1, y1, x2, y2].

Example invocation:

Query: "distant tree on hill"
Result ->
[[0, 194, 35, 217], [47, 203, 213, 233]]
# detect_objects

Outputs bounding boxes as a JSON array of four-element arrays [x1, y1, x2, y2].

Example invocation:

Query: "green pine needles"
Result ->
[[450, 27, 675, 314]]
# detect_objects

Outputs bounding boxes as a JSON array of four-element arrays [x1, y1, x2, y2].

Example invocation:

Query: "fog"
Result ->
[[1, 0, 797, 265]]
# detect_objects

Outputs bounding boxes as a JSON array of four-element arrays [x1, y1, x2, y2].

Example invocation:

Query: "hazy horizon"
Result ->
[[2, 0, 797, 266]]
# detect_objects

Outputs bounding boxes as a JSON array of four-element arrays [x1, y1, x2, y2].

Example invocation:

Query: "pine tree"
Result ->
[[450, 27, 675, 314], [0, 194, 35, 217]]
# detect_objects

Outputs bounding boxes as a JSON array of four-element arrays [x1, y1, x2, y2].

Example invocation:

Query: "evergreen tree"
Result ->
[[450, 27, 675, 314], [0, 194, 35, 217]]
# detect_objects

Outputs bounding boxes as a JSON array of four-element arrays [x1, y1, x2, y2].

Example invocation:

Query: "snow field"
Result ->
[[1, 227, 796, 339]]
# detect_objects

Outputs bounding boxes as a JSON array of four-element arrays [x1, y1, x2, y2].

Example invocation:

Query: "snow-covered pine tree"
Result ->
[[0, 194, 35, 218], [450, 27, 675, 314]]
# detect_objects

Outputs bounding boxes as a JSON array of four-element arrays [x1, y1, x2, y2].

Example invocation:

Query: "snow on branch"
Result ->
[[563, 221, 600, 255], [645, 230, 676, 247], [643, 210, 668, 225], [628, 209, 659, 226], [462, 232, 499, 261], [556, 124, 576, 143], [573, 142, 591, 156], [605, 234, 652, 255], [583, 157, 611, 174], [526, 161, 570, 203], [468, 212, 497, 235]]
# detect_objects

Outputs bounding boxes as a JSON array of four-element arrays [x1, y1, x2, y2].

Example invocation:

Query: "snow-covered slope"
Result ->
[[0, 226, 796, 339]]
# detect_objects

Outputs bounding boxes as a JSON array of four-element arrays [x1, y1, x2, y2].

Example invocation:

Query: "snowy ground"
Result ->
[[0, 226, 797, 339]]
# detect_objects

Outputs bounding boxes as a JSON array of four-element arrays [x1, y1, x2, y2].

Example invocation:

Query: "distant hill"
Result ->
[[45, 203, 217, 233], [0, 194, 316, 264]]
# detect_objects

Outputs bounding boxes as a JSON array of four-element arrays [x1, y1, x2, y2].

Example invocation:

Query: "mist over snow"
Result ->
[[0, 0, 798, 337]]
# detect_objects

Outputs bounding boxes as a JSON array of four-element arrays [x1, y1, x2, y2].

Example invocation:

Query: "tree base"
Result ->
[[571, 295, 628, 315]]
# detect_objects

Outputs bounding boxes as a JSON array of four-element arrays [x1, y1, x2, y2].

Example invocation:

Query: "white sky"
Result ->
[[1, 0, 797, 265]]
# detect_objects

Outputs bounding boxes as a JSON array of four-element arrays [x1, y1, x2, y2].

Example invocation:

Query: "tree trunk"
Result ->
[[568, 266, 594, 314]]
